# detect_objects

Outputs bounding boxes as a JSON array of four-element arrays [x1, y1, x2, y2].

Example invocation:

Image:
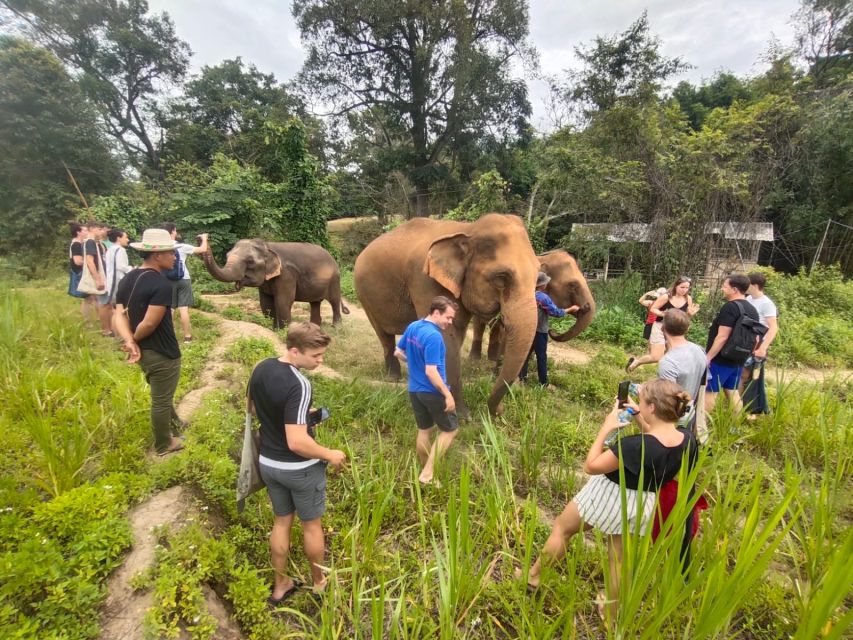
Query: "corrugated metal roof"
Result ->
[[571, 222, 774, 242]]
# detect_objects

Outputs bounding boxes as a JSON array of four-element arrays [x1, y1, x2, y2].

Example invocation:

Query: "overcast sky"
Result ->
[[148, 0, 802, 130]]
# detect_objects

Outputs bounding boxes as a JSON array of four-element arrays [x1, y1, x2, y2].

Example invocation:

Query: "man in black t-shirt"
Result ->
[[114, 228, 185, 456], [248, 322, 346, 604], [704, 273, 760, 415]]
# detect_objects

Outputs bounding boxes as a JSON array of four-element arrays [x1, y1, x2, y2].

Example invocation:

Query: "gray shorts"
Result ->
[[97, 292, 111, 306], [410, 392, 459, 432], [172, 278, 193, 308], [259, 461, 327, 521]]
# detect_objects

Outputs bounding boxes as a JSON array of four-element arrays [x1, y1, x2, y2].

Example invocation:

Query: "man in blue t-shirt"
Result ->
[[394, 295, 459, 485]]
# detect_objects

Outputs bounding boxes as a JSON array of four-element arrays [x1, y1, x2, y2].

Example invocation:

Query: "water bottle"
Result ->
[[617, 406, 638, 425], [604, 408, 637, 447]]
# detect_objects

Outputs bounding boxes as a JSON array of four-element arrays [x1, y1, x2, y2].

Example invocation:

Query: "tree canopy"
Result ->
[[293, 0, 533, 216]]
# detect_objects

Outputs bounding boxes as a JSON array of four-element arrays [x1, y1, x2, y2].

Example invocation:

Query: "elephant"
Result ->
[[202, 239, 349, 329], [469, 250, 596, 361], [353, 213, 540, 416]]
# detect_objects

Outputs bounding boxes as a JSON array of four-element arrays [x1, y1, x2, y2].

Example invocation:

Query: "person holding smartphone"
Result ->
[[519, 379, 698, 623], [248, 322, 346, 604]]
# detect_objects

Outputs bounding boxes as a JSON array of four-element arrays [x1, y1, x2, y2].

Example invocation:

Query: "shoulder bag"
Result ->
[[76, 241, 107, 295]]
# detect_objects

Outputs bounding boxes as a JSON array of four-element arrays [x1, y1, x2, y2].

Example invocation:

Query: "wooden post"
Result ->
[[63, 162, 91, 215]]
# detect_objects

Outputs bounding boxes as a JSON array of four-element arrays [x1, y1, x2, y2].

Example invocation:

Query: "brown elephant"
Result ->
[[354, 213, 540, 415], [202, 239, 349, 329], [470, 250, 596, 361]]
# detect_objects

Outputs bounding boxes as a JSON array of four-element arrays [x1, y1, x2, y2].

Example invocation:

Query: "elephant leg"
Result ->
[[309, 301, 322, 325], [329, 276, 343, 325], [259, 290, 275, 319], [379, 331, 402, 381], [469, 317, 486, 360], [362, 308, 401, 380], [486, 320, 505, 362], [273, 281, 296, 330], [444, 311, 471, 418]]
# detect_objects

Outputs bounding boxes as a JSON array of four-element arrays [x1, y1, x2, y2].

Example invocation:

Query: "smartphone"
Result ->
[[308, 407, 330, 427], [617, 380, 631, 408]]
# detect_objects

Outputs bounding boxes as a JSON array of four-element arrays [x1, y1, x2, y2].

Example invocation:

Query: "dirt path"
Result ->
[[99, 487, 245, 640], [177, 311, 343, 421]]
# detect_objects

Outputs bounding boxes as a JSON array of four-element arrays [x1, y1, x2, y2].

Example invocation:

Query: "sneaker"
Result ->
[[183, 336, 193, 344]]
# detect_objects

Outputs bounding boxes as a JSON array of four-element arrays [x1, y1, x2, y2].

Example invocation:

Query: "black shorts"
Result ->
[[409, 392, 459, 432], [643, 322, 653, 340]]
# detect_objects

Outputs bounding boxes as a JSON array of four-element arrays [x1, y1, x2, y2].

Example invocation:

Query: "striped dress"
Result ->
[[574, 430, 697, 535]]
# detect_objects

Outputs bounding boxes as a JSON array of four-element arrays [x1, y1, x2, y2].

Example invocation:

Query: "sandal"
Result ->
[[625, 357, 635, 373], [267, 580, 303, 607], [156, 440, 185, 456]]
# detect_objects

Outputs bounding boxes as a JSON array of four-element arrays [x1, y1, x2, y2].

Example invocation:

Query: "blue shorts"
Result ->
[[707, 361, 742, 392]]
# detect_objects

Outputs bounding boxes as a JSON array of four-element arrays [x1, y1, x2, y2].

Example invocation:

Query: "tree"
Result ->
[[293, 0, 533, 216], [0, 37, 119, 269], [795, 0, 853, 85], [161, 57, 324, 175], [1, 0, 190, 173], [673, 72, 753, 129], [563, 12, 689, 117]]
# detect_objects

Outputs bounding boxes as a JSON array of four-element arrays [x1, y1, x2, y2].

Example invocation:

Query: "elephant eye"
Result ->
[[489, 270, 511, 289]]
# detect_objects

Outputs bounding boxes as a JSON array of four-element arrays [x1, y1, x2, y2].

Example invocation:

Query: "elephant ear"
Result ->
[[263, 243, 282, 281], [424, 233, 470, 298]]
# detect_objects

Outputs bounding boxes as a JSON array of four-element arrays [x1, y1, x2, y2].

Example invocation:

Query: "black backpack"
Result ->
[[163, 249, 185, 281], [719, 300, 768, 364]]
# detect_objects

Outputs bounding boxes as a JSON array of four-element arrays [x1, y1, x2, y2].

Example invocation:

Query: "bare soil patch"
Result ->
[[99, 487, 245, 640]]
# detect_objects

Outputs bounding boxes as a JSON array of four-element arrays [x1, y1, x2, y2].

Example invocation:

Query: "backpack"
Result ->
[[719, 299, 768, 364], [163, 249, 184, 281]]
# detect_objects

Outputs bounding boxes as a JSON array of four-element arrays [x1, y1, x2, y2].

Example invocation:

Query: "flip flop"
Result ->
[[156, 441, 185, 457], [625, 357, 635, 373], [267, 580, 303, 607]]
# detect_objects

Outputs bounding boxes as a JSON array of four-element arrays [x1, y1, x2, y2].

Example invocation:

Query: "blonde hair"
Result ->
[[641, 378, 691, 422], [285, 322, 331, 351]]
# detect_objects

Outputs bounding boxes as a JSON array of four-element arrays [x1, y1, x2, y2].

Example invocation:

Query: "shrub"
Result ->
[[224, 337, 278, 366]]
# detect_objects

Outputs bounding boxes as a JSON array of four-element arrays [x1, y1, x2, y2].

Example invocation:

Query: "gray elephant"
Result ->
[[470, 250, 596, 361], [202, 239, 349, 328]]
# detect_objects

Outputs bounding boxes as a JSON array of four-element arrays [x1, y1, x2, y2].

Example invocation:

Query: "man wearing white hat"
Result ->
[[114, 228, 186, 455]]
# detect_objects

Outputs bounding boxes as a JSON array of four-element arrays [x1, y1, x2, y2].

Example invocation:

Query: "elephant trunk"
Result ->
[[202, 251, 246, 283], [487, 299, 538, 415], [549, 295, 596, 342]]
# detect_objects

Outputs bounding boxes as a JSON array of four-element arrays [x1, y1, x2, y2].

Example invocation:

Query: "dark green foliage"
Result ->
[[0, 38, 120, 272], [1, 0, 191, 172]]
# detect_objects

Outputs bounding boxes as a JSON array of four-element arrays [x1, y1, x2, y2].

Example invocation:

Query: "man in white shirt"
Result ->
[[741, 272, 779, 417], [160, 223, 209, 343]]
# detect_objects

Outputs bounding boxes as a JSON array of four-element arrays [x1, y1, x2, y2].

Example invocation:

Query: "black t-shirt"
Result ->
[[83, 239, 106, 266], [69, 241, 83, 274], [115, 268, 180, 359], [249, 358, 316, 463], [606, 428, 698, 491], [707, 299, 760, 366]]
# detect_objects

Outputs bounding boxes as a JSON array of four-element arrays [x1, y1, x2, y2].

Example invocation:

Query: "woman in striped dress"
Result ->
[[520, 378, 698, 620]]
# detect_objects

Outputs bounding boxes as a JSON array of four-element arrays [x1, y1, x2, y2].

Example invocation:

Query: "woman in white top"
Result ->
[[104, 228, 131, 306]]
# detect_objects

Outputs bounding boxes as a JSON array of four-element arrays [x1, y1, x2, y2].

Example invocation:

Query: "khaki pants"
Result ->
[[139, 349, 182, 452]]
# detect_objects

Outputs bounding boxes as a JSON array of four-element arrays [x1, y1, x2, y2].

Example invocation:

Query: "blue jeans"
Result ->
[[519, 332, 549, 385]]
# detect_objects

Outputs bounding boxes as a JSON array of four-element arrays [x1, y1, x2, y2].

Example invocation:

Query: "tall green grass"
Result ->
[[1, 283, 851, 639]]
